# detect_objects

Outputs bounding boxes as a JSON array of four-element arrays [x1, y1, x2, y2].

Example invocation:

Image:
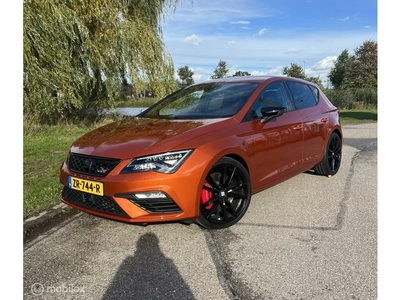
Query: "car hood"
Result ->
[[70, 117, 230, 159]]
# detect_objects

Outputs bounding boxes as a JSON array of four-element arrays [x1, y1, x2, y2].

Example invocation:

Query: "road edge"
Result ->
[[23, 203, 80, 245]]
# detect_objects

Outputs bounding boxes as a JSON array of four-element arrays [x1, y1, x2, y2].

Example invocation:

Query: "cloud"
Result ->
[[184, 34, 202, 46], [266, 67, 284, 76], [337, 16, 350, 21], [256, 28, 268, 36], [168, 0, 275, 23], [285, 48, 302, 54], [230, 20, 250, 25], [313, 56, 337, 71]]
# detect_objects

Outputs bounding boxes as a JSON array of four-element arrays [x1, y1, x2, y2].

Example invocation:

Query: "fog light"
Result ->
[[134, 192, 167, 199]]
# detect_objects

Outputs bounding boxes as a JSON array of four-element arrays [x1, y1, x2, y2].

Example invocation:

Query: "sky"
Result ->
[[161, 0, 377, 87]]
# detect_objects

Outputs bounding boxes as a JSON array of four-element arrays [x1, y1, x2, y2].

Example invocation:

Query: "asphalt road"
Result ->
[[23, 123, 377, 300]]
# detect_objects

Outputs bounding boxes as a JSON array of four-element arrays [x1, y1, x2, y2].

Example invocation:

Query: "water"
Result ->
[[114, 107, 147, 116], [101, 107, 148, 116]]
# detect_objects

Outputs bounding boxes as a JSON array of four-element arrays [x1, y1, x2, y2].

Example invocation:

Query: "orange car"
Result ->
[[59, 76, 342, 229]]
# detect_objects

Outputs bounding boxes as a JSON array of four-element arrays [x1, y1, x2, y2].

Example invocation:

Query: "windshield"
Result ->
[[139, 82, 259, 119]]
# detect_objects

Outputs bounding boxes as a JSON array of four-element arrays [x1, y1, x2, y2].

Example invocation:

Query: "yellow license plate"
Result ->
[[68, 176, 104, 196]]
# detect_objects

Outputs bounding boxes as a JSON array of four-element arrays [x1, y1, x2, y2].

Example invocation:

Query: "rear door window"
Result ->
[[286, 81, 318, 110]]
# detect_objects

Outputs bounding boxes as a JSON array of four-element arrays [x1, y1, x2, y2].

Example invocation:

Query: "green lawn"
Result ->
[[23, 109, 377, 219], [23, 122, 105, 218], [339, 109, 377, 125]]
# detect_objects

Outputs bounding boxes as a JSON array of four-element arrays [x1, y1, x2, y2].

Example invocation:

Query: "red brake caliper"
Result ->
[[201, 182, 213, 210]]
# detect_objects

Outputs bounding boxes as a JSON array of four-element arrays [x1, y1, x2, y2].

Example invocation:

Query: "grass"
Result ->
[[339, 109, 377, 125], [115, 97, 159, 108], [23, 109, 377, 219], [23, 118, 119, 219]]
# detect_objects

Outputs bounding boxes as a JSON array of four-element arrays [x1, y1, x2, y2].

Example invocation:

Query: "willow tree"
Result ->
[[23, 0, 180, 123]]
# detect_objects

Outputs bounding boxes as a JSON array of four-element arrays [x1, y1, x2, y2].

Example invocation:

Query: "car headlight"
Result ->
[[121, 150, 193, 174]]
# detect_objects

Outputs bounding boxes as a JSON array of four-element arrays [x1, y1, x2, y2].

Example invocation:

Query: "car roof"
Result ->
[[199, 75, 316, 86], [201, 76, 274, 84]]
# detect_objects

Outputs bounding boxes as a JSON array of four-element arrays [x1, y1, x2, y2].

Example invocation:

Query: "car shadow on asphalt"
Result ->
[[101, 232, 195, 300]]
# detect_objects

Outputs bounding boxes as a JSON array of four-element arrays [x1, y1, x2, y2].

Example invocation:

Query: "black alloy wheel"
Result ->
[[196, 157, 251, 229], [314, 132, 342, 176]]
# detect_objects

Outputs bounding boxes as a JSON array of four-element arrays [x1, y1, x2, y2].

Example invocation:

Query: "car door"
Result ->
[[285, 81, 326, 168], [243, 81, 304, 191]]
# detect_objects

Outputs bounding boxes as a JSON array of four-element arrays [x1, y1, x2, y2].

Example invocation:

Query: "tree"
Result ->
[[328, 49, 352, 89], [282, 63, 305, 79], [328, 40, 377, 90], [282, 63, 325, 88], [346, 40, 377, 89], [232, 71, 251, 77], [306, 76, 323, 88], [176, 66, 194, 88], [211, 60, 229, 79], [24, 0, 180, 123]]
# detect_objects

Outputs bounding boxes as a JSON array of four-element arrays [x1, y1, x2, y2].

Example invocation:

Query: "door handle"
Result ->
[[292, 124, 303, 131]]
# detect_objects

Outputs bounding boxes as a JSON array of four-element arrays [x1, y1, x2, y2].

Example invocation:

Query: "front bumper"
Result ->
[[59, 149, 216, 224]]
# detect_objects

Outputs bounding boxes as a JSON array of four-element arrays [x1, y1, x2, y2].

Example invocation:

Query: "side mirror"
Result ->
[[260, 106, 286, 123]]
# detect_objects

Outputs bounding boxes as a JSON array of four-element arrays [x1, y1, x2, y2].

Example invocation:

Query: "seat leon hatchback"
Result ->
[[59, 76, 342, 229]]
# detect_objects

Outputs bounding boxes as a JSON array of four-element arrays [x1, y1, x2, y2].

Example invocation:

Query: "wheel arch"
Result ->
[[319, 126, 343, 157], [331, 127, 343, 149], [332, 128, 343, 141], [223, 153, 250, 173]]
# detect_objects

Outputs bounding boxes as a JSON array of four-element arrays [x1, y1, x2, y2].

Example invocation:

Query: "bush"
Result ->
[[353, 88, 377, 108], [324, 89, 354, 110], [324, 88, 377, 110]]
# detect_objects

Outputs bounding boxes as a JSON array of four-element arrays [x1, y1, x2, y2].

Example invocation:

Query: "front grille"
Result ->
[[64, 187, 129, 217], [116, 193, 182, 214], [69, 153, 121, 177]]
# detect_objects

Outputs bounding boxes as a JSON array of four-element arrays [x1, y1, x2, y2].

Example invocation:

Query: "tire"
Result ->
[[196, 157, 252, 229], [314, 132, 342, 176]]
